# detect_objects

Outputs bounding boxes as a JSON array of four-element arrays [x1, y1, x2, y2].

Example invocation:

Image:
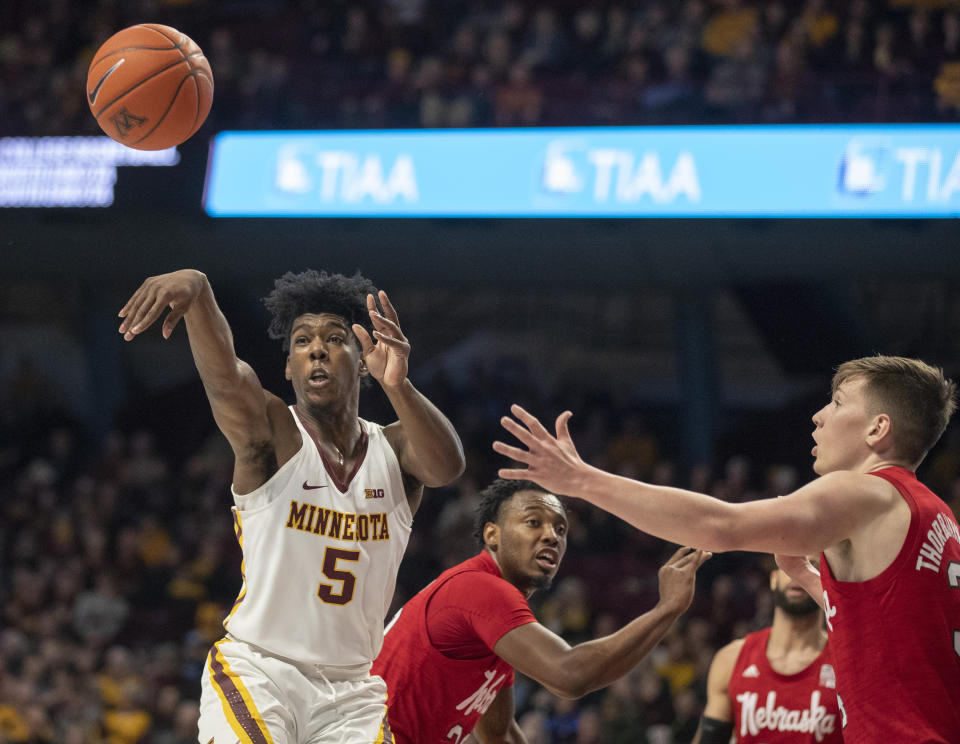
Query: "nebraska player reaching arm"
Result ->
[[494, 393, 907, 570], [492, 545, 709, 700]]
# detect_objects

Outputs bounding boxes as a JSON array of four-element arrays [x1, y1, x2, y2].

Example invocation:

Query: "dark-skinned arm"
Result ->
[[118, 270, 275, 491], [471, 685, 527, 744], [355, 290, 464, 487], [493, 547, 709, 699], [691, 639, 740, 744]]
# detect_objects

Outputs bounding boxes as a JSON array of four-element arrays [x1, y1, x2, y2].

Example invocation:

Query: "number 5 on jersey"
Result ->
[[318, 547, 360, 605]]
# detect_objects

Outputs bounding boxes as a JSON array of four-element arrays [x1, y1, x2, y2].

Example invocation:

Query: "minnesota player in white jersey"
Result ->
[[118, 269, 465, 744]]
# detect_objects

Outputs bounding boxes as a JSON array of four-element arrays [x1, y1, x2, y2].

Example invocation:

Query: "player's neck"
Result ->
[[296, 403, 362, 450], [845, 451, 909, 475], [768, 610, 826, 656]]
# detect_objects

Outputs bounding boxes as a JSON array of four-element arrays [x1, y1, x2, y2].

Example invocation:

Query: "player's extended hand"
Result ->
[[352, 290, 410, 389], [774, 553, 824, 608], [118, 269, 206, 340], [493, 405, 585, 495], [657, 546, 711, 615]]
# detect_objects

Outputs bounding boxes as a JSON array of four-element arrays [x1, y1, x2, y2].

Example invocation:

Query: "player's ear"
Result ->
[[770, 570, 778, 591], [358, 358, 368, 378], [866, 413, 892, 446], [483, 522, 499, 551], [285, 356, 292, 381]]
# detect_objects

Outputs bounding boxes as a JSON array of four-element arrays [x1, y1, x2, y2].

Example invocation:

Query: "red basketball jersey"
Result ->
[[727, 627, 843, 743], [819, 466, 960, 743], [372, 551, 537, 744]]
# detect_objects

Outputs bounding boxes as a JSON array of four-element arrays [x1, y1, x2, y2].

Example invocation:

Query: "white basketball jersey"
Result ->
[[223, 408, 412, 668]]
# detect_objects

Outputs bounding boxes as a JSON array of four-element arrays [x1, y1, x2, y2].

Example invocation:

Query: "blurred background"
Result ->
[[3, 0, 960, 742]]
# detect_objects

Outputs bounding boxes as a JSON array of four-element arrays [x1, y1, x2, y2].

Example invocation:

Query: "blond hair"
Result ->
[[833, 355, 957, 465]]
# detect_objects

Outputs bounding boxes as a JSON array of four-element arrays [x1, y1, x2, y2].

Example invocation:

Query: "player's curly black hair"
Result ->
[[473, 478, 563, 547], [263, 269, 378, 352]]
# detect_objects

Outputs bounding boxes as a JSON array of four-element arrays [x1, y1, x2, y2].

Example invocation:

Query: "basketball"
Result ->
[[86, 24, 213, 150]]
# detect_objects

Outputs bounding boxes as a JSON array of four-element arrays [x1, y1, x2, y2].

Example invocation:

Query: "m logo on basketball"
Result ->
[[110, 106, 147, 138]]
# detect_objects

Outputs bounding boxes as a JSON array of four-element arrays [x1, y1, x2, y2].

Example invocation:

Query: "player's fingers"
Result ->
[[124, 293, 166, 338], [499, 416, 540, 448], [118, 287, 144, 320], [119, 285, 152, 330], [372, 330, 410, 351], [695, 550, 713, 567], [162, 307, 187, 339], [509, 404, 552, 438], [492, 440, 532, 462], [351, 324, 375, 354], [378, 290, 400, 324], [670, 549, 701, 568], [667, 546, 696, 563], [370, 312, 406, 340], [497, 467, 532, 480], [555, 410, 574, 441]]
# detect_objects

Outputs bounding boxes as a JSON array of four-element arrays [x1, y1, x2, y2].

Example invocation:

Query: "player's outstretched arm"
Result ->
[[355, 290, 464, 488], [691, 639, 740, 744], [494, 405, 895, 556], [471, 685, 527, 744], [493, 547, 709, 700], [119, 270, 273, 477]]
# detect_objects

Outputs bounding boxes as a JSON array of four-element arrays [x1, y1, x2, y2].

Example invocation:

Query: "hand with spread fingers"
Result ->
[[352, 290, 410, 390], [493, 404, 588, 495], [658, 546, 712, 615], [118, 269, 207, 340]]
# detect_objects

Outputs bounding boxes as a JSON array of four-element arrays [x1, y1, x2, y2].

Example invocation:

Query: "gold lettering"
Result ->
[[379, 514, 390, 540], [306, 504, 317, 533], [343, 514, 356, 541], [314, 508, 330, 535], [357, 514, 369, 541], [329, 511, 343, 539], [369, 514, 381, 540], [287, 501, 308, 530]]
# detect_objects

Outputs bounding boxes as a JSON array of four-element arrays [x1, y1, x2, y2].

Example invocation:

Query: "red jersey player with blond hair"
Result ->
[[496, 355, 960, 743]]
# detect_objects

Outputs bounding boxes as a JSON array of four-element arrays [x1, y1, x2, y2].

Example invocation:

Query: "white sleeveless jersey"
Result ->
[[223, 408, 412, 668]]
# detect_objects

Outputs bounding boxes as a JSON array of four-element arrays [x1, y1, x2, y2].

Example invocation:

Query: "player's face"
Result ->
[[285, 313, 364, 406], [490, 491, 568, 596], [770, 569, 820, 616], [810, 376, 875, 475]]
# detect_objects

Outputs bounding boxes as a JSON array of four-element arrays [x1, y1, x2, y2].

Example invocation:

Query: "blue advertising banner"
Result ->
[[203, 125, 960, 217]]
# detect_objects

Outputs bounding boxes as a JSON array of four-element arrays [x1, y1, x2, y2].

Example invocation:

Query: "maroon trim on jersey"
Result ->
[[376, 709, 395, 744], [293, 407, 369, 494], [207, 648, 270, 744]]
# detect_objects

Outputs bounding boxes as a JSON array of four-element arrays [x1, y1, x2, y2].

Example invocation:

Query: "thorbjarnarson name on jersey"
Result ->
[[914, 510, 960, 573], [285, 499, 391, 541]]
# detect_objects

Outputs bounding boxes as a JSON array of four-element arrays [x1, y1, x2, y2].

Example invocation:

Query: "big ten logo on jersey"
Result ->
[[365, 488, 385, 499]]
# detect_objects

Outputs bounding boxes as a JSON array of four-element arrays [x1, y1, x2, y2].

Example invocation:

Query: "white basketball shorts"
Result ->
[[198, 637, 394, 744]]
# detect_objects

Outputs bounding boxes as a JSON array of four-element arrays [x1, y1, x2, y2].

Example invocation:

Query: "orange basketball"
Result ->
[[86, 24, 213, 150]]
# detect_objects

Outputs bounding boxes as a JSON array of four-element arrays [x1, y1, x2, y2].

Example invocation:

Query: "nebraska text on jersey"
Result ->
[[736, 690, 838, 742], [455, 670, 508, 717], [286, 499, 391, 541]]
